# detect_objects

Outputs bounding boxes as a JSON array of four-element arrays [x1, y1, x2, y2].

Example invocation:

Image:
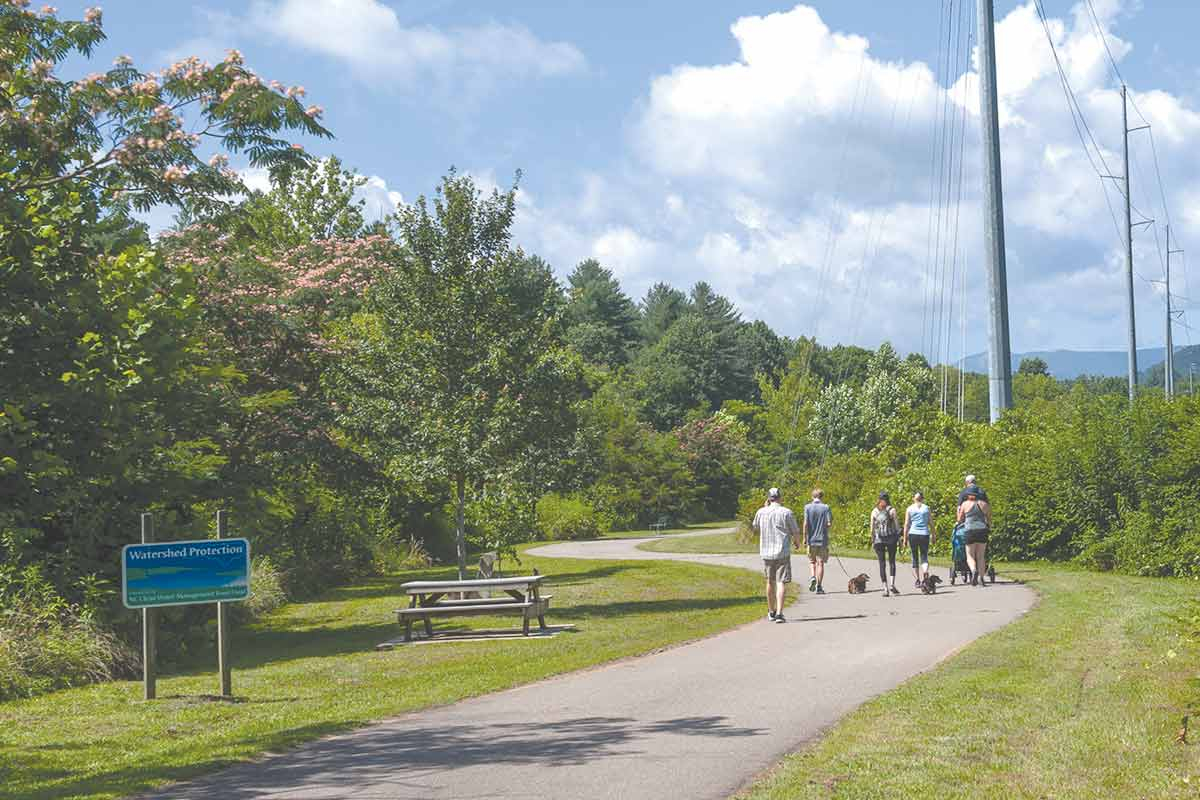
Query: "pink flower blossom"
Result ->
[[40, 5, 56, 15], [225, 49, 244, 65], [304, 105, 323, 119], [83, 6, 101, 24], [291, 143, 304, 151], [31, 60, 52, 77], [285, 85, 306, 99], [113, 54, 132, 67], [208, 153, 229, 168], [162, 165, 189, 182]]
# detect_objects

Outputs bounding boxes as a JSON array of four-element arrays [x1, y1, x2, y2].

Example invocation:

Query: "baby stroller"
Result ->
[[949, 523, 996, 585]]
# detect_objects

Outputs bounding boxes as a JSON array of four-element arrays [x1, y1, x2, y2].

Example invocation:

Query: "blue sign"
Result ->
[[122, 538, 251, 609]]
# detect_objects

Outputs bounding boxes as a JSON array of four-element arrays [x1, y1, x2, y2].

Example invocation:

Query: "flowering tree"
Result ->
[[673, 409, 750, 517], [0, 2, 332, 589]]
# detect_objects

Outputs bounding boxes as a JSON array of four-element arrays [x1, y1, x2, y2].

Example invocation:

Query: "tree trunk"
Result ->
[[455, 473, 467, 580]]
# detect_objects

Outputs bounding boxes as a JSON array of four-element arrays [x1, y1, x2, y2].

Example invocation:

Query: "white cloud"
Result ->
[[506, 1, 1200, 358], [248, 0, 585, 93]]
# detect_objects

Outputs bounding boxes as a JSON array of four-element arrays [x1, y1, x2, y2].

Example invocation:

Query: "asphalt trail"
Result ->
[[145, 530, 1035, 799]]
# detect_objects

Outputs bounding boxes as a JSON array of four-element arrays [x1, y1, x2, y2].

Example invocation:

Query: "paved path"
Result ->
[[149, 532, 1035, 800]]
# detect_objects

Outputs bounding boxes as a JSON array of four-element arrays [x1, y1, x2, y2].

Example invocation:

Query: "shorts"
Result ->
[[763, 557, 792, 583], [806, 545, 829, 562], [965, 529, 989, 545]]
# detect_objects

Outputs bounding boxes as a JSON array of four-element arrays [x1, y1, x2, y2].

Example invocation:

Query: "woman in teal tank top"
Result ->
[[903, 492, 934, 588]]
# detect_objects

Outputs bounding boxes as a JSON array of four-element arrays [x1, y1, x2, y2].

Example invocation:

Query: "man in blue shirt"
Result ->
[[803, 488, 833, 595]]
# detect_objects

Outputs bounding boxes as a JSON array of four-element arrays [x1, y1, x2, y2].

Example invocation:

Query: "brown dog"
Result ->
[[920, 574, 943, 594], [847, 573, 869, 594]]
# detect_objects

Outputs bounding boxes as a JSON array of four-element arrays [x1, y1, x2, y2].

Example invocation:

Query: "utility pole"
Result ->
[[1167, 224, 1184, 399], [1122, 84, 1139, 404], [978, 0, 1013, 423], [1166, 224, 1174, 399]]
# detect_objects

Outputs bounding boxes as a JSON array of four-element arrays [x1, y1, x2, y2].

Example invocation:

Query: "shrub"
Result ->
[[0, 566, 136, 700], [536, 493, 604, 541]]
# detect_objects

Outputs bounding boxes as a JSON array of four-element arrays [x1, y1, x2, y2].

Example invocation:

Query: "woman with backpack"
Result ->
[[870, 492, 902, 597], [957, 492, 991, 587]]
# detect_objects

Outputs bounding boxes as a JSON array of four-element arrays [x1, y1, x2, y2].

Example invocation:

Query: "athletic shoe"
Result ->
[[890, 584, 900, 595], [816, 585, 826, 595], [882, 586, 890, 597], [775, 613, 786, 623], [809, 578, 817, 592], [768, 611, 777, 621], [915, 580, 922, 589]]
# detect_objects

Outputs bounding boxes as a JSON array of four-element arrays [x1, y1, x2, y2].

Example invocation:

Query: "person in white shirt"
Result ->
[[752, 487, 801, 623]]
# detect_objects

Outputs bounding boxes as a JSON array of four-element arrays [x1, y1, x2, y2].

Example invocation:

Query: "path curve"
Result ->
[[149, 532, 1035, 800]]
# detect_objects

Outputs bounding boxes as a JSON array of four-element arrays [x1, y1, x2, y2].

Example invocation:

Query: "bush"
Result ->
[[0, 566, 136, 700], [536, 493, 604, 541]]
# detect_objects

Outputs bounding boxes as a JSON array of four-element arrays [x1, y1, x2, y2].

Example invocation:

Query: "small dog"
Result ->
[[847, 573, 870, 594], [920, 574, 943, 594]]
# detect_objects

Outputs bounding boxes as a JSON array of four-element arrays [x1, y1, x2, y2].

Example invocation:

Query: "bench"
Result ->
[[397, 575, 551, 642], [648, 514, 671, 534]]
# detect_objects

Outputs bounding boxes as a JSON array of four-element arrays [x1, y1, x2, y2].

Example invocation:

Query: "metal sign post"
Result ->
[[216, 510, 232, 698], [140, 513, 156, 701]]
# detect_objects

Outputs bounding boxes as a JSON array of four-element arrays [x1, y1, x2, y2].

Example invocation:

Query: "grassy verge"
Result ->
[[638, 529, 755, 553], [600, 520, 736, 540], [736, 563, 1200, 799], [637, 530, 883, 563], [0, 545, 763, 800]]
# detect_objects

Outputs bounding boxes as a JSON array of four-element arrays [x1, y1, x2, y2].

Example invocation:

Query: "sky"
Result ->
[[57, 0, 1200, 360]]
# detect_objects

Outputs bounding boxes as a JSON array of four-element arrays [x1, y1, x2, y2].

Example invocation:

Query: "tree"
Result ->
[[639, 282, 689, 345], [1018, 357, 1050, 377], [0, 5, 329, 589], [564, 259, 639, 367], [327, 173, 585, 577]]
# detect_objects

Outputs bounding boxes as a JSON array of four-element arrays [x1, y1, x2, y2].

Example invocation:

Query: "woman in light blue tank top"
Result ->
[[903, 492, 934, 588]]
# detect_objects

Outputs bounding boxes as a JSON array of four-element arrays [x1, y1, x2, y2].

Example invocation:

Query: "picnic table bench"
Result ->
[[397, 575, 551, 642], [648, 514, 670, 534]]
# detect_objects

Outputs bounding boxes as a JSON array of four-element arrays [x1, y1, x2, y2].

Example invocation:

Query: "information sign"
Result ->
[[122, 538, 251, 609]]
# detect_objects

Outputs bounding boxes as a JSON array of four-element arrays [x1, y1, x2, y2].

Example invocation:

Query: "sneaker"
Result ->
[[882, 586, 890, 597], [808, 577, 817, 592], [815, 585, 826, 595], [768, 611, 777, 621], [915, 580, 922, 589], [775, 613, 786, 623], [890, 584, 900, 595]]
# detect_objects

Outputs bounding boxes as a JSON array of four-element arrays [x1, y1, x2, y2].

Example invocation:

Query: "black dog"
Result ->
[[920, 574, 943, 594], [847, 573, 870, 594]]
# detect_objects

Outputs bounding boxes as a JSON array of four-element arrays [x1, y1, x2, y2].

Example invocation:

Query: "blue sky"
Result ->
[[59, 1, 1200, 360]]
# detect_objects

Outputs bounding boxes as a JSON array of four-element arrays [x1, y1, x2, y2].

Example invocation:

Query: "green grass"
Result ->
[[599, 519, 736, 540], [0, 545, 764, 800], [637, 529, 756, 553], [736, 563, 1200, 799], [637, 530, 883, 562]]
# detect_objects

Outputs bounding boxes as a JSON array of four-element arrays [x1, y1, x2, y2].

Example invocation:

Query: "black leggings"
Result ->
[[874, 541, 897, 584], [909, 534, 930, 569]]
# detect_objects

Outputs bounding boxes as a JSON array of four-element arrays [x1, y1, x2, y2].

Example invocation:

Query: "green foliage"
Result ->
[[327, 171, 585, 576], [564, 259, 639, 367], [581, 387, 698, 530], [0, 565, 136, 700], [535, 493, 604, 540]]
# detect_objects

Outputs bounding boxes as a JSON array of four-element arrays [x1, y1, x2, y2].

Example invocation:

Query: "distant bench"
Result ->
[[396, 575, 551, 642]]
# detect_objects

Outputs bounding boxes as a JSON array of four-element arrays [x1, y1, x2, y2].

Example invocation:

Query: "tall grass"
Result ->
[[0, 566, 137, 700]]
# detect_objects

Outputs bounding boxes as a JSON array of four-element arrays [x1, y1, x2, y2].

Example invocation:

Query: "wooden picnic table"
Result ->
[[396, 575, 551, 642]]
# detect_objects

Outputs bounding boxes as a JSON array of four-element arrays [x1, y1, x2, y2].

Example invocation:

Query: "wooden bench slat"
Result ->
[[401, 575, 544, 591]]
